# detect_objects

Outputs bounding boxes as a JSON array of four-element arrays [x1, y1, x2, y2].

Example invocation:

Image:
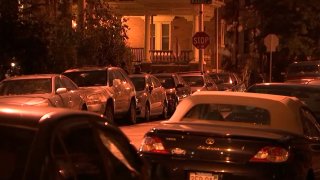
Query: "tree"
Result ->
[[0, 0, 132, 74], [251, 0, 320, 60]]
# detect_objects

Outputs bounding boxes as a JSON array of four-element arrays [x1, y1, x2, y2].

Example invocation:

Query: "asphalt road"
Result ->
[[120, 120, 164, 149]]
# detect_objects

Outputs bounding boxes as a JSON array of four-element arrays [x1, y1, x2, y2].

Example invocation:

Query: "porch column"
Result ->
[[193, 15, 199, 62], [144, 15, 151, 63]]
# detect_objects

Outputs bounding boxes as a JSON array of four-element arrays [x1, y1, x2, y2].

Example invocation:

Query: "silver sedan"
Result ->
[[0, 74, 87, 110]]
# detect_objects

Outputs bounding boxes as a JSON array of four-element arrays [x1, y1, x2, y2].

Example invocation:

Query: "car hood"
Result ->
[[0, 94, 51, 106]]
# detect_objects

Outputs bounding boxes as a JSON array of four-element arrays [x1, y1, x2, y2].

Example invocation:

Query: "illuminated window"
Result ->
[[161, 24, 169, 50]]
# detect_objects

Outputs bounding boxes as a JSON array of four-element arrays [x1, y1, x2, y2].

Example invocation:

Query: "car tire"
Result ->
[[104, 102, 114, 124], [144, 104, 150, 122], [161, 101, 168, 120], [127, 99, 137, 124]]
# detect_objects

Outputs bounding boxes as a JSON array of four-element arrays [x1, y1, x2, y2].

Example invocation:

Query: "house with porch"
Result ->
[[106, 0, 225, 73]]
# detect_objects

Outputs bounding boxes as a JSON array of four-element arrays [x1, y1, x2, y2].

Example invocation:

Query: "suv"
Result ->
[[63, 66, 137, 124]]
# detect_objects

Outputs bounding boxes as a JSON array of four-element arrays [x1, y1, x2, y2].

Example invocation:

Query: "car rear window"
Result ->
[[156, 76, 175, 89], [183, 103, 270, 125], [63, 70, 107, 87], [181, 76, 204, 87], [130, 77, 146, 91]]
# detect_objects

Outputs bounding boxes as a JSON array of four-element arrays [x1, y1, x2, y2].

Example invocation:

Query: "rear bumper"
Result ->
[[140, 154, 307, 180]]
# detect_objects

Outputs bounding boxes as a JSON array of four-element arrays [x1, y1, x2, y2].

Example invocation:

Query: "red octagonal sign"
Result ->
[[192, 31, 210, 49]]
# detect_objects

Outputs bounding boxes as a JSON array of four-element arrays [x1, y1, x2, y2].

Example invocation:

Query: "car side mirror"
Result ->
[[56, 88, 67, 94]]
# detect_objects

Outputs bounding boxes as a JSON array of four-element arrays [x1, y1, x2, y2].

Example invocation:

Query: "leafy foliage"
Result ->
[[0, 0, 132, 74]]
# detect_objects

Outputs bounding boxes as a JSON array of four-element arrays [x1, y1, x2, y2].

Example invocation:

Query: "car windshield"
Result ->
[[63, 70, 107, 87], [183, 103, 270, 125], [0, 126, 36, 180], [156, 76, 175, 89], [0, 78, 52, 95], [130, 77, 146, 91], [181, 76, 204, 87]]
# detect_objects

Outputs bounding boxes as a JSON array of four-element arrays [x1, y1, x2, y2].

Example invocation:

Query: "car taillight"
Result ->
[[250, 146, 289, 163], [139, 136, 169, 154]]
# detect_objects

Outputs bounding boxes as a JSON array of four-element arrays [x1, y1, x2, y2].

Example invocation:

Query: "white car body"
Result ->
[[167, 91, 306, 135]]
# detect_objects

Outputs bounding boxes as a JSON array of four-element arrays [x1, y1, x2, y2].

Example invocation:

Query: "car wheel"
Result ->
[[104, 102, 114, 124], [144, 104, 150, 122], [161, 101, 168, 120], [127, 99, 137, 124]]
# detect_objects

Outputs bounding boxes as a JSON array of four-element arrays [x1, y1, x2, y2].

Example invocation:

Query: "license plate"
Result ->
[[189, 172, 219, 180]]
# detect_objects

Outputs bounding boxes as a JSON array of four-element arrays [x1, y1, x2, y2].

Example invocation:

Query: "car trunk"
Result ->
[[149, 123, 291, 164]]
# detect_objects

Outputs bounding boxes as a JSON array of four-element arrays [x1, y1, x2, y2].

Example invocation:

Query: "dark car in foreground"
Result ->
[[247, 83, 320, 121], [139, 91, 320, 180], [153, 73, 191, 115], [0, 104, 150, 180]]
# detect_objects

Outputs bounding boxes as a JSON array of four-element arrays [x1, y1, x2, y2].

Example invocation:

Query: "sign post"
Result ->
[[264, 34, 279, 82], [193, 31, 210, 72]]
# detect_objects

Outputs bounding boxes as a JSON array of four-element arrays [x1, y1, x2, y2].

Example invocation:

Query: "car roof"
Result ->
[[289, 60, 320, 66], [2, 74, 60, 81], [129, 73, 150, 78], [0, 104, 104, 130], [63, 66, 120, 73], [153, 73, 177, 76], [250, 82, 320, 89], [168, 91, 305, 135]]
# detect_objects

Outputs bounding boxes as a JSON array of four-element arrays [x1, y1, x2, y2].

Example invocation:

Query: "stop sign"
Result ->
[[192, 32, 210, 49]]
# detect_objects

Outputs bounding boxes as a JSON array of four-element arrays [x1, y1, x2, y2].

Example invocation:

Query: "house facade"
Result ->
[[106, 0, 225, 72]]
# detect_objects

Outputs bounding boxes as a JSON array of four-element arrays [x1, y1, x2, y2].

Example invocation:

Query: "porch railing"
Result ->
[[130, 48, 192, 65]]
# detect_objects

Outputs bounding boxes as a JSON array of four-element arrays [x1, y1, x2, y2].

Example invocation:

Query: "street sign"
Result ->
[[264, 34, 279, 52], [192, 32, 210, 49], [191, 0, 212, 4]]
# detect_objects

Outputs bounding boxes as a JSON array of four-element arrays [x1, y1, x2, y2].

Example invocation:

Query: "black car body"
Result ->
[[208, 72, 245, 91], [0, 104, 150, 180], [178, 71, 218, 93], [285, 60, 320, 81], [153, 73, 191, 115], [139, 91, 320, 180], [247, 83, 320, 121]]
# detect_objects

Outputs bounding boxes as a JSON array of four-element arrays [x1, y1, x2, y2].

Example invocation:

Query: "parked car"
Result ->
[[178, 71, 218, 93], [0, 74, 87, 110], [129, 73, 168, 121], [153, 73, 191, 115], [0, 104, 150, 180], [246, 83, 320, 121], [285, 60, 320, 81], [139, 91, 320, 179], [208, 71, 246, 91], [63, 66, 137, 124]]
